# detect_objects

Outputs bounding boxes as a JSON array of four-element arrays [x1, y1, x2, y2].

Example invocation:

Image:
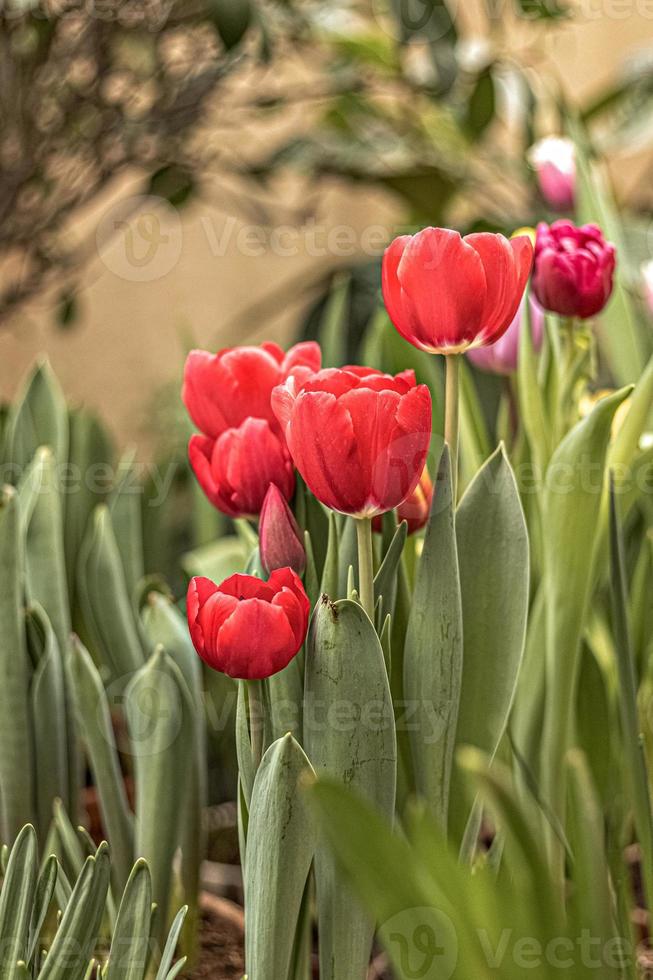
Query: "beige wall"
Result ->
[[1, 3, 652, 453]]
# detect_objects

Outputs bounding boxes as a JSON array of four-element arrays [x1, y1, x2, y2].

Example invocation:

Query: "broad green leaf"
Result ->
[[154, 905, 188, 980], [609, 478, 653, 908], [27, 853, 57, 967], [245, 735, 316, 980], [181, 535, 248, 582], [0, 487, 33, 842], [109, 450, 144, 598], [0, 824, 38, 979], [539, 388, 631, 821], [39, 843, 111, 980], [318, 272, 349, 369], [106, 860, 152, 980], [609, 349, 653, 476], [404, 447, 462, 827], [69, 637, 134, 892], [566, 749, 619, 979], [3, 359, 68, 478], [64, 408, 114, 598], [451, 446, 529, 841], [307, 780, 475, 980], [20, 448, 77, 817], [140, 591, 206, 952], [517, 292, 552, 472], [26, 607, 69, 841], [304, 598, 396, 980], [125, 649, 194, 947], [77, 505, 144, 680]]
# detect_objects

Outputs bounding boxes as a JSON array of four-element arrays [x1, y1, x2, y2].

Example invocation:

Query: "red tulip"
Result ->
[[259, 483, 306, 576], [188, 418, 294, 518], [532, 220, 616, 319], [272, 366, 432, 518], [373, 465, 433, 535], [187, 567, 310, 680], [382, 227, 533, 354], [182, 341, 321, 441]]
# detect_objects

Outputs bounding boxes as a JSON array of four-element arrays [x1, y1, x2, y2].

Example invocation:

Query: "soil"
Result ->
[[184, 893, 245, 980]]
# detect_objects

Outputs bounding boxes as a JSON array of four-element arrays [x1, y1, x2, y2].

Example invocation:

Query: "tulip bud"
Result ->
[[532, 220, 616, 320], [259, 483, 306, 576], [528, 137, 576, 212]]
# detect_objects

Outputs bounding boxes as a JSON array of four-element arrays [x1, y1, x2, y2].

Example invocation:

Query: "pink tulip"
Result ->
[[467, 296, 544, 375]]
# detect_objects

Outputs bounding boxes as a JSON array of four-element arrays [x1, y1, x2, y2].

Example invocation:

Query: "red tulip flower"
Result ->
[[182, 341, 321, 442], [532, 220, 616, 319], [272, 366, 432, 518], [188, 418, 294, 518], [382, 227, 533, 354], [372, 464, 433, 535], [187, 567, 310, 680], [259, 483, 306, 576]]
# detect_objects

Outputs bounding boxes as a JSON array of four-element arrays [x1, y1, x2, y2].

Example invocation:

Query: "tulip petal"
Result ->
[[217, 599, 298, 679], [397, 228, 488, 352], [183, 350, 230, 439], [465, 233, 525, 343], [282, 341, 322, 376], [288, 391, 364, 514]]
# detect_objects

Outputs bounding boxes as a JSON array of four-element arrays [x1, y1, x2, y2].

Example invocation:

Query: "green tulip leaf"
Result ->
[[304, 597, 396, 980], [244, 734, 316, 980], [106, 859, 153, 980], [0, 824, 38, 979], [404, 446, 462, 827], [451, 445, 529, 843]]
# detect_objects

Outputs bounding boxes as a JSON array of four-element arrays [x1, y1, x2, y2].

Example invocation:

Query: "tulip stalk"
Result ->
[[355, 517, 375, 622], [444, 354, 461, 499], [248, 679, 265, 770]]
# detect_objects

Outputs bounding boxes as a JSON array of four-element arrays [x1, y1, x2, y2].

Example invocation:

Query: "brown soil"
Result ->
[[184, 893, 245, 980]]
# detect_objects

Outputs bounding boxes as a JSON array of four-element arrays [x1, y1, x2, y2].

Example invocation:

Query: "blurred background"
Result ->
[[1, 0, 653, 458]]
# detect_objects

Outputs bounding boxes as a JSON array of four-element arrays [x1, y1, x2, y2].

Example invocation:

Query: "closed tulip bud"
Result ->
[[382, 227, 533, 355], [467, 295, 544, 376], [532, 220, 616, 319], [187, 567, 310, 680], [528, 137, 576, 212], [188, 418, 294, 518], [259, 483, 306, 576], [372, 464, 433, 535], [272, 366, 432, 518]]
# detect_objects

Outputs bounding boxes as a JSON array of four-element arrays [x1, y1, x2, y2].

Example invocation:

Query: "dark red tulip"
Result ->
[[382, 227, 533, 354], [187, 567, 310, 680], [259, 483, 306, 576], [532, 221, 616, 319], [182, 341, 321, 442], [188, 418, 294, 519], [272, 366, 431, 518]]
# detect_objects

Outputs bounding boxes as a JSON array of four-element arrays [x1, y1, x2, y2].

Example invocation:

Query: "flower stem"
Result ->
[[247, 679, 265, 770], [444, 353, 461, 501], [356, 516, 375, 623]]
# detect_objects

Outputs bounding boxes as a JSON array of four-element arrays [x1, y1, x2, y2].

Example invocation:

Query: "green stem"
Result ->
[[247, 679, 264, 771], [355, 517, 375, 623], [444, 353, 461, 501]]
